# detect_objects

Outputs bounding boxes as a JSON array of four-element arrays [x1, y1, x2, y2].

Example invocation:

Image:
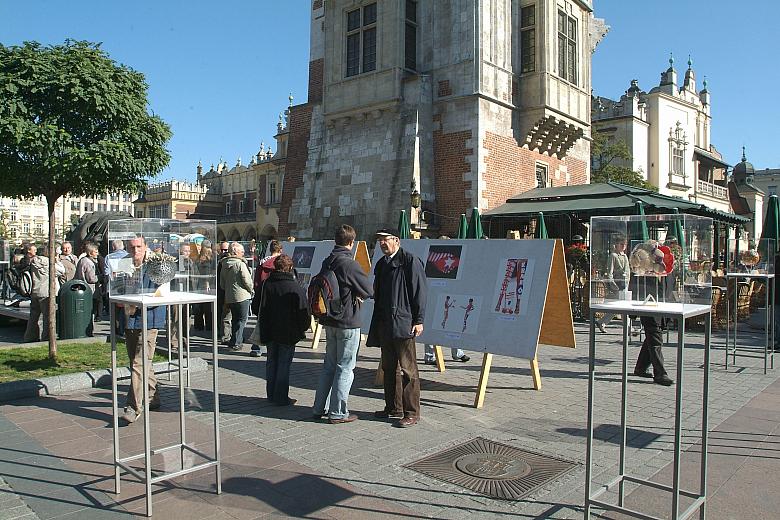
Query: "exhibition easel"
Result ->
[[470, 239, 574, 407], [110, 292, 221, 517], [310, 241, 371, 350]]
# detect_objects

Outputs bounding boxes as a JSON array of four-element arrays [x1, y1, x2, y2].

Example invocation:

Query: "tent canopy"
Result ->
[[484, 181, 750, 225]]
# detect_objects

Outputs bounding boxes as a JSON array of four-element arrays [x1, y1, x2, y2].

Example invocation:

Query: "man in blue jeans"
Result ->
[[312, 225, 373, 424]]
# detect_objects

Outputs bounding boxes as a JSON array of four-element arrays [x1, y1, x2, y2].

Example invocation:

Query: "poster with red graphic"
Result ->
[[425, 245, 462, 279]]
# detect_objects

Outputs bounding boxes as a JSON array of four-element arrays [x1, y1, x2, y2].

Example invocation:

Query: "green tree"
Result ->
[[590, 132, 656, 191], [0, 41, 171, 359]]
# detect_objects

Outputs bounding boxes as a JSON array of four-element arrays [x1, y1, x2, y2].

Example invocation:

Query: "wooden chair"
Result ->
[[711, 286, 727, 330]]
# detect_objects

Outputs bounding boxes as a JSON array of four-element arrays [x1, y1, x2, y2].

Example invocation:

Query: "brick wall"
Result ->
[[279, 104, 313, 237], [482, 131, 589, 210], [308, 59, 324, 104], [433, 116, 473, 236]]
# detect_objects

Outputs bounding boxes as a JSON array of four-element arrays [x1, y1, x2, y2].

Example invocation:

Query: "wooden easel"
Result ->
[[310, 241, 372, 350], [471, 238, 574, 408]]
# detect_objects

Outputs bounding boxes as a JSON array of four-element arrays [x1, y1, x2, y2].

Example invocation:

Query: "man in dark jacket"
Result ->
[[259, 254, 310, 406], [312, 225, 374, 424], [367, 229, 427, 427]]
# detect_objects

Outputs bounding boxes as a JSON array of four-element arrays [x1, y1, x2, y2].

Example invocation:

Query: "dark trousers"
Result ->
[[380, 336, 420, 418], [635, 316, 667, 377], [266, 341, 295, 404], [217, 295, 232, 341], [228, 299, 250, 348], [193, 302, 213, 330]]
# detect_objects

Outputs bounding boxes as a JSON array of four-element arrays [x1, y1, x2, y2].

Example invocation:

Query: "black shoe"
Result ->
[[148, 397, 161, 411], [229, 345, 242, 352], [654, 374, 674, 386], [455, 355, 470, 362], [633, 370, 653, 379], [423, 359, 436, 365]]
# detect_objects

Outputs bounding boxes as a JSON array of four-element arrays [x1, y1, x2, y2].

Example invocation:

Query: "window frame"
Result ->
[[556, 10, 578, 85], [520, 4, 535, 74], [404, 0, 418, 71], [535, 162, 549, 188], [345, 2, 378, 78]]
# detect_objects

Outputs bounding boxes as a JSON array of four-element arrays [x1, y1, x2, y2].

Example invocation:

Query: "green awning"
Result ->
[[484, 182, 750, 225]]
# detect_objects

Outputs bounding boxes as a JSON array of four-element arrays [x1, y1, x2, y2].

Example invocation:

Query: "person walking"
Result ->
[[220, 242, 253, 351], [367, 229, 427, 428], [121, 236, 165, 424], [22, 244, 65, 342], [312, 225, 374, 424], [597, 236, 630, 333], [258, 254, 310, 406]]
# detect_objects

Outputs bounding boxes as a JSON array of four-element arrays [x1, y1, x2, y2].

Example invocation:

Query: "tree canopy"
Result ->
[[0, 40, 172, 201], [590, 132, 655, 191], [0, 40, 172, 359]]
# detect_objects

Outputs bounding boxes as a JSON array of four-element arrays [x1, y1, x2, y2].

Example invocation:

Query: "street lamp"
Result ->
[[410, 179, 421, 209]]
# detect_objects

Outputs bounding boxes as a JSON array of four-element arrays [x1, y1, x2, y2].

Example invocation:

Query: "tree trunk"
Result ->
[[46, 195, 58, 361]]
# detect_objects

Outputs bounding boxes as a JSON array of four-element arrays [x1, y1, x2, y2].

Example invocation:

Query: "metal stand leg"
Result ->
[[185, 303, 191, 387], [584, 312, 597, 519], [619, 313, 628, 507], [111, 304, 120, 494], [726, 287, 730, 369], [733, 281, 738, 367], [700, 314, 711, 520], [178, 303, 186, 471], [141, 306, 152, 517], [671, 317, 685, 519], [213, 299, 222, 494], [765, 289, 769, 375]]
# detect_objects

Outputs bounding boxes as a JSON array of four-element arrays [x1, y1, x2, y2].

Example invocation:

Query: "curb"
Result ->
[[0, 357, 209, 403]]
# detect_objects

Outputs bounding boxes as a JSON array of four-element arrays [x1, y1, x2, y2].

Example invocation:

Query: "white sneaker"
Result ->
[[597, 323, 607, 334]]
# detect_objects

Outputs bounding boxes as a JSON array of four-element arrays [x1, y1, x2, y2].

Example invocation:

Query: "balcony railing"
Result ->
[[697, 179, 728, 200]]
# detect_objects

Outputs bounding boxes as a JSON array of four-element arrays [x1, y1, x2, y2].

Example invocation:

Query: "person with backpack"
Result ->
[[258, 254, 310, 406], [366, 228, 427, 428], [250, 240, 283, 357], [311, 225, 373, 424]]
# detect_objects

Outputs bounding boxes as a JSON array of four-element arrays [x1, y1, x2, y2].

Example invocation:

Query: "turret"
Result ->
[[699, 77, 710, 106], [682, 56, 696, 92]]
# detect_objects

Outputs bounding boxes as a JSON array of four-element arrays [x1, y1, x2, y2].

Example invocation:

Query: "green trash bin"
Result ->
[[58, 280, 93, 339]]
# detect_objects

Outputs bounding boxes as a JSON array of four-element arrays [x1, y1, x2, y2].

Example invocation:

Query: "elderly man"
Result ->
[[59, 241, 78, 281], [219, 242, 253, 351], [367, 229, 427, 428], [121, 236, 166, 424]]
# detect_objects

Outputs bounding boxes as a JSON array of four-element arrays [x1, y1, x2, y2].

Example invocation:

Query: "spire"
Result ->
[[682, 54, 696, 92], [288, 92, 294, 106], [668, 52, 674, 70], [660, 52, 678, 87], [742, 146, 747, 162], [699, 75, 710, 105], [277, 113, 284, 132]]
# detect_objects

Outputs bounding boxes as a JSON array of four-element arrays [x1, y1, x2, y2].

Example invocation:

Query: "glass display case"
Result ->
[[106, 219, 217, 297], [726, 238, 776, 274], [590, 214, 713, 312]]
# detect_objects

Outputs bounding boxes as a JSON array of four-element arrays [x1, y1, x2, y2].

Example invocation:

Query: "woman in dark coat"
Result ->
[[258, 254, 311, 405]]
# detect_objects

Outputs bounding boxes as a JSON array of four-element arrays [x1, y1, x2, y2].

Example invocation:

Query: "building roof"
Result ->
[[484, 181, 749, 224], [694, 146, 730, 169]]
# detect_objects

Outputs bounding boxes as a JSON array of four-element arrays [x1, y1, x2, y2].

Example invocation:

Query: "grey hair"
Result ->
[[112, 239, 125, 251], [228, 242, 244, 256], [84, 243, 99, 255]]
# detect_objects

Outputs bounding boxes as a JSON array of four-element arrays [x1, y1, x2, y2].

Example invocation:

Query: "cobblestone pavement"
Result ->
[[180, 320, 779, 519], [0, 318, 778, 519]]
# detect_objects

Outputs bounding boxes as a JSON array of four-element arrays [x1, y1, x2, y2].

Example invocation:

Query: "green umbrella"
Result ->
[[759, 194, 780, 262], [457, 214, 468, 239], [397, 210, 411, 239], [536, 212, 549, 239], [465, 207, 483, 239]]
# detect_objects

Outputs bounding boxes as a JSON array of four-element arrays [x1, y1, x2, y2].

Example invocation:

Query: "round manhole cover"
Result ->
[[453, 453, 532, 480]]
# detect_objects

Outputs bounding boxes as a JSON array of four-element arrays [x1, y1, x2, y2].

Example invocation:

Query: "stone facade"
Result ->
[[283, 0, 599, 239]]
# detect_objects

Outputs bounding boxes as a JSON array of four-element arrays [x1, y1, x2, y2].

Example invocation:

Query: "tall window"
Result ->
[[239, 199, 245, 213], [225, 202, 232, 215], [346, 3, 377, 77], [535, 163, 549, 188], [668, 122, 688, 185], [557, 10, 577, 84], [405, 0, 417, 71], [520, 5, 535, 73], [268, 182, 278, 205]]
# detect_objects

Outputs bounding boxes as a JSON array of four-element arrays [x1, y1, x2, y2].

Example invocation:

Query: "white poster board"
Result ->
[[362, 239, 574, 361]]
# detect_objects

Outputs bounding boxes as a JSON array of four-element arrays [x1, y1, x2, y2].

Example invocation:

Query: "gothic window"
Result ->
[[557, 10, 578, 84], [520, 5, 535, 73], [239, 199, 245, 213], [225, 202, 232, 215], [346, 3, 377, 77], [405, 0, 417, 71], [535, 162, 549, 188], [668, 121, 688, 184]]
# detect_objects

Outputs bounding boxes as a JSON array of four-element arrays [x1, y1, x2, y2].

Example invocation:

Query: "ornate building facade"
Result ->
[[281, 0, 604, 239], [591, 57, 732, 214]]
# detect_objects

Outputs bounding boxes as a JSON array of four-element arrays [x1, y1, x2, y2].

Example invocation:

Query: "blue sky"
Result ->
[[1, 0, 777, 183]]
